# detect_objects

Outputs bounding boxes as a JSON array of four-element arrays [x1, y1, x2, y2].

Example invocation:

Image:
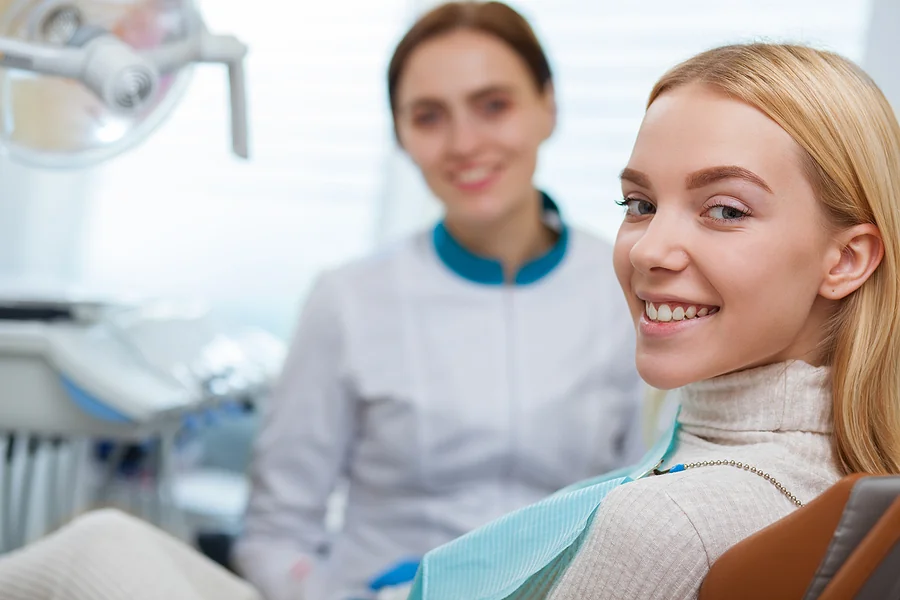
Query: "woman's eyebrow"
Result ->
[[620, 165, 773, 194], [619, 167, 652, 189], [686, 165, 773, 193]]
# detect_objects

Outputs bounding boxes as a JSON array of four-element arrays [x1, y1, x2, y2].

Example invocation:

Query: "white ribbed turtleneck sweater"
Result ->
[[0, 509, 261, 600], [549, 360, 844, 600]]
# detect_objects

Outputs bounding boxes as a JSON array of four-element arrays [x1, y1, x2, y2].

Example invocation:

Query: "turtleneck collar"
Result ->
[[677, 360, 833, 435]]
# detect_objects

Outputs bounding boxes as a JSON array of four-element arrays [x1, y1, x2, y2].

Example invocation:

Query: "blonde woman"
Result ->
[[406, 42, 900, 599]]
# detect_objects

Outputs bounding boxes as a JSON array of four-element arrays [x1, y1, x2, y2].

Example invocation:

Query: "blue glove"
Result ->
[[368, 559, 421, 591]]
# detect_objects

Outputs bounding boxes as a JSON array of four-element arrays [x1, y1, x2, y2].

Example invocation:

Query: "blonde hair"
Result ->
[[648, 44, 900, 475]]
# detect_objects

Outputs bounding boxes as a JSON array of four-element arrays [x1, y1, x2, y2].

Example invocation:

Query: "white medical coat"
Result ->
[[235, 219, 644, 600]]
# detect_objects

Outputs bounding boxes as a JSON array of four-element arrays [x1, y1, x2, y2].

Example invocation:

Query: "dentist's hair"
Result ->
[[648, 43, 900, 475], [386, 1, 553, 132]]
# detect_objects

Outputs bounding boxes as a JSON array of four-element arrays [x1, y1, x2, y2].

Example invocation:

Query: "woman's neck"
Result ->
[[677, 360, 833, 435], [444, 190, 558, 282]]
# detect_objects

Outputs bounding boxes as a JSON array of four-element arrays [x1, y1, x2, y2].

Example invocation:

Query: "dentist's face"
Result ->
[[614, 83, 837, 389], [394, 29, 554, 229]]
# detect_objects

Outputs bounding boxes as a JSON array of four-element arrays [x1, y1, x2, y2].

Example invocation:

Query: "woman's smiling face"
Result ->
[[614, 83, 840, 389]]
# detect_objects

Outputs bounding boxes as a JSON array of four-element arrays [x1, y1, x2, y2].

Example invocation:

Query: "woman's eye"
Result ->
[[412, 111, 441, 127], [619, 198, 656, 216], [485, 99, 508, 113], [706, 205, 748, 221]]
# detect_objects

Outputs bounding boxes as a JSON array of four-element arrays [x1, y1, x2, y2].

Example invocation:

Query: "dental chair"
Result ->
[[699, 474, 900, 600]]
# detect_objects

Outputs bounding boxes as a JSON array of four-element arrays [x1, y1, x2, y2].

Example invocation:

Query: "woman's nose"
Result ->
[[629, 211, 691, 275], [446, 116, 483, 157]]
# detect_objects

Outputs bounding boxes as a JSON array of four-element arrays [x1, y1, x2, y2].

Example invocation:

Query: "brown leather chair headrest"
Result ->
[[699, 474, 869, 600]]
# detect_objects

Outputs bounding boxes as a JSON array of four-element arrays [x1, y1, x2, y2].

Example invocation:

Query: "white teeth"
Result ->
[[657, 304, 673, 322], [644, 302, 717, 323], [457, 167, 491, 183]]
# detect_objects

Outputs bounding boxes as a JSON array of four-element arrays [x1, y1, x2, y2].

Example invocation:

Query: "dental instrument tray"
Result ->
[[0, 296, 282, 440]]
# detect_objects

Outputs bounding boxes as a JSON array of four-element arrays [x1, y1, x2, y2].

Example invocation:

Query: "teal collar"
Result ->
[[432, 192, 569, 286]]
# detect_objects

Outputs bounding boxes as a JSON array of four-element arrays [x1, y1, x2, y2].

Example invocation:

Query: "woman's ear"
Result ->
[[393, 123, 406, 151], [541, 82, 557, 140], [820, 223, 884, 300]]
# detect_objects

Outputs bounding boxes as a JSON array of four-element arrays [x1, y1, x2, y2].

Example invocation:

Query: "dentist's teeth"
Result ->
[[647, 302, 658, 320], [657, 304, 673, 322], [697, 307, 709, 317], [672, 307, 685, 321], [457, 167, 490, 183], [685, 306, 697, 319]]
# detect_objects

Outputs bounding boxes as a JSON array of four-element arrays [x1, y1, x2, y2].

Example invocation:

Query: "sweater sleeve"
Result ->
[[0, 509, 260, 600], [234, 272, 358, 600], [548, 483, 710, 600]]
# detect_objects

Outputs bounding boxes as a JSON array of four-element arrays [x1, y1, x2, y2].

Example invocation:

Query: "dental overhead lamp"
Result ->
[[0, 0, 248, 167]]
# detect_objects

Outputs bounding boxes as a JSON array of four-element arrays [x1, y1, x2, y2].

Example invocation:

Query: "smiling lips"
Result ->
[[644, 301, 720, 322], [455, 166, 492, 183], [452, 165, 499, 191]]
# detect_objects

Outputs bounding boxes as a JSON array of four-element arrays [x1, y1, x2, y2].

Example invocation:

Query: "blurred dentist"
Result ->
[[234, 2, 644, 599]]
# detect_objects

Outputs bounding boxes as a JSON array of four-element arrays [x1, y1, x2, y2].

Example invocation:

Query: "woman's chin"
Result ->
[[636, 356, 707, 391], [444, 200, 509, 228]]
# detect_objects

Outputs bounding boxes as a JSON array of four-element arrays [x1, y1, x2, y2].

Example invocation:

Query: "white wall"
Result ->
[[863, 0, 900, 111], [79, 0, 412, 336], [0, 158, 92, 294]]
